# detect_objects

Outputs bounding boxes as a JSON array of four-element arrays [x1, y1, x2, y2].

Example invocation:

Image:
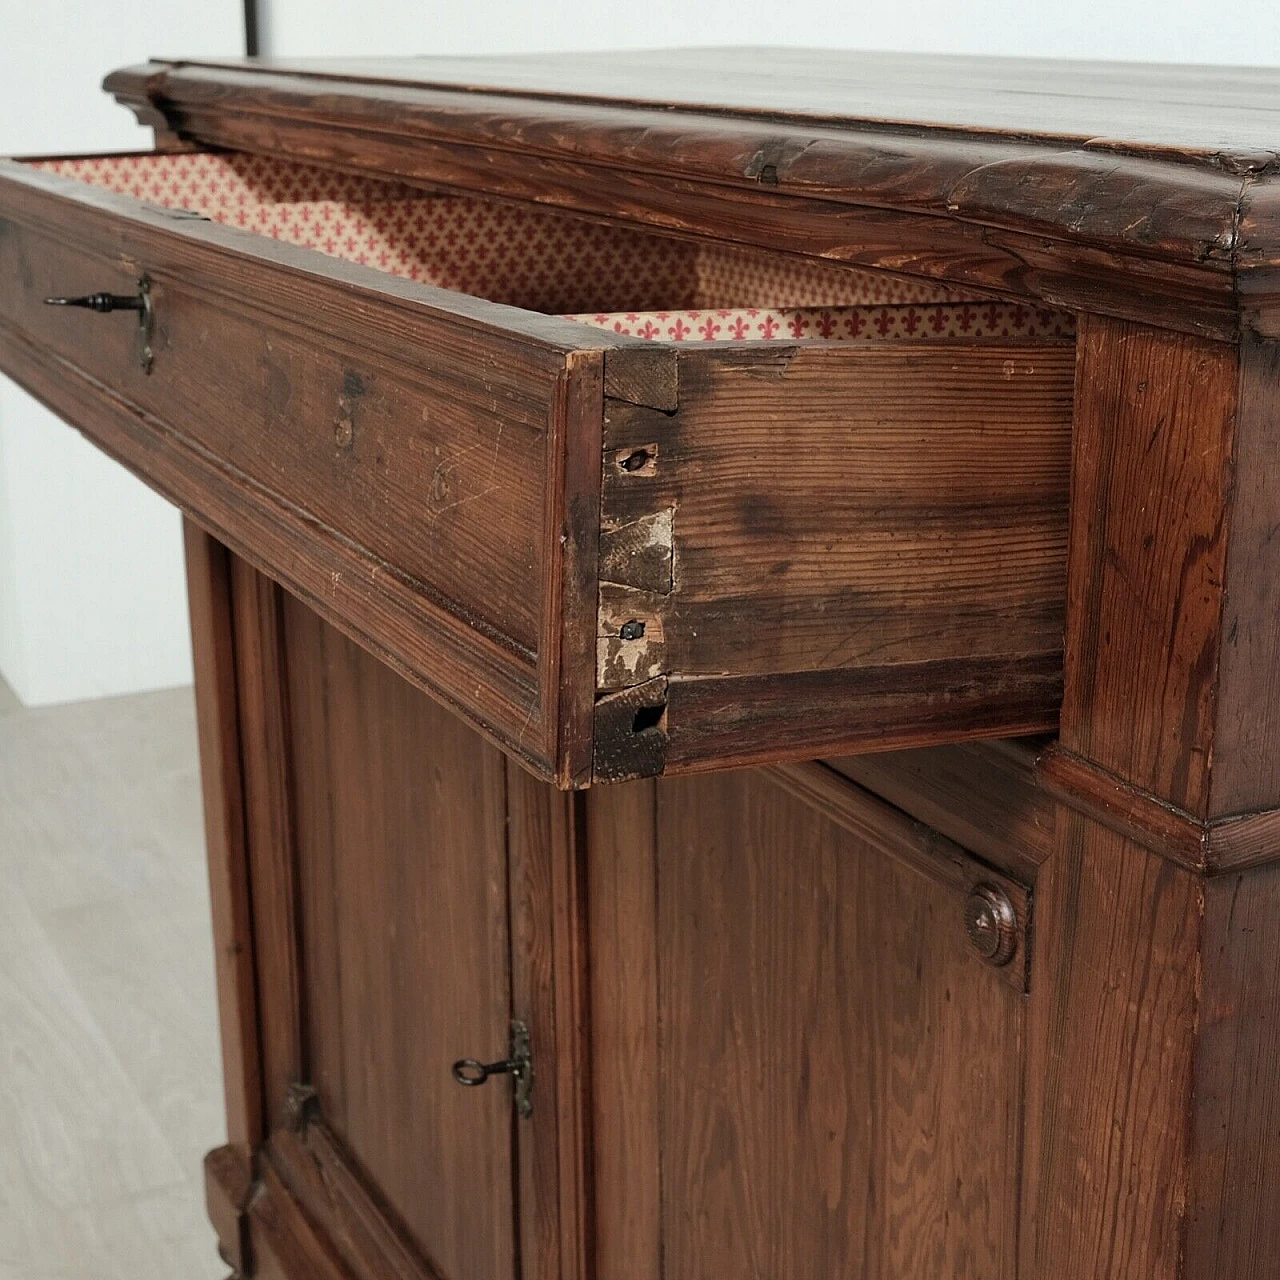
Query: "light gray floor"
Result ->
[[0, 679, 224, 1280]]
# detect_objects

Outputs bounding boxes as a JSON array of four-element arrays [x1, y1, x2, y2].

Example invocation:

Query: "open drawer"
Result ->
[[0, 151, 1075, 785]]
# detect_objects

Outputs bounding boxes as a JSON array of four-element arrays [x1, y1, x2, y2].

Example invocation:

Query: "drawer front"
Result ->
[[0, 160, 639, 781]]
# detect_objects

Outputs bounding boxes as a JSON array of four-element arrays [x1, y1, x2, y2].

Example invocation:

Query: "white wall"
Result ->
[[259, 0, 1280, 63], [0, 2, 242, 706]]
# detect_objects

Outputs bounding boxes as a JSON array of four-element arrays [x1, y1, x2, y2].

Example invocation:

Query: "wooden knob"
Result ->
[[964, 883, 1018, 966]]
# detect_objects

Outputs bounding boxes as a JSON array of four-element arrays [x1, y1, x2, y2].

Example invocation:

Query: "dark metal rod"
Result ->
[[243, 0, 261, 57]]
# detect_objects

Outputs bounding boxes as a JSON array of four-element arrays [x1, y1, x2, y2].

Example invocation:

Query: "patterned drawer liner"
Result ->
[[32, 152, 1074, 341]]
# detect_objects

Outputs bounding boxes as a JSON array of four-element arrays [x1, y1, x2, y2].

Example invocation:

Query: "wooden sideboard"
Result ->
[[3, 49, 1280, 1280]]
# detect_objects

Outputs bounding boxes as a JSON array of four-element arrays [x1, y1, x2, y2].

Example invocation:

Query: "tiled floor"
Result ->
[[0, 680, 224, 1280]]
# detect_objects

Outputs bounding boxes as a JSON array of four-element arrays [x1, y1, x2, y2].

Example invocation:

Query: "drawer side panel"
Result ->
[[595, 340, 1074, 779], [0, 162, 623, 777]]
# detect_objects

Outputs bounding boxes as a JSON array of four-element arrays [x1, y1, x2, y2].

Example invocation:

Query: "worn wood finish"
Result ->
[[1038, 741, 1280, 876], [651, 767, 1026, 1279], [184, 521, 264, 1153], [0, 158, 1076, 783], [247, 1160, 354, 1280], [1021, 812, 1202, 1280], [1028, 315, 1280, 1278], [269, 1122, 444, 1280], [1061, 314, 1239, 816], [1187, 863, 1280, 1278], [204, 1144, 255, 1276], [583, 779, 661, 1280], [599, 342, 1073, 679], [765, 760, 1031, 990], [228, 558, 303, 1135], [0, 158, 632, 783], [594, 339, 1073, 779], [20, 49, 1280, 1280], [1206, 335, 1280, 817], [506, 767, 595, 1280], [829, 737, 1053, 884], [103, 54, 1280, 338], [278, 596, 517, 1280]]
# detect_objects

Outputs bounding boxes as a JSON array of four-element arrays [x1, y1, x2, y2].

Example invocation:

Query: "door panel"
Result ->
[[589, 765, 1028, 1280], [270, 587, 516, 1280]]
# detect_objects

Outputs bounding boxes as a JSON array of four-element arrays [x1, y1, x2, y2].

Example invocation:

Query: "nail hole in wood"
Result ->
[[632, 703, 665, 734], [621, 448, 652, 472], [619, 619, 646, 640]]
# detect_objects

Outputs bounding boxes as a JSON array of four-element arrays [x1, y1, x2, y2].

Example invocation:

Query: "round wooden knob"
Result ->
[[964, 883, 1018, 966]]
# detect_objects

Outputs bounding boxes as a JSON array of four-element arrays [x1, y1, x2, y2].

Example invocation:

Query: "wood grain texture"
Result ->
[[1037, 743, 1209, 872], [115, 50, 1280, 150], [661, 654, 1062, 774], [828, 737, 1053, 885], [506, 767, 594, 1280], [101, 55, 1280, 338], [184, 521, 264, 1153], [1021, 811, 1202, 1280], [583, 779, 661, 1280], [229, 558, 303, 1135], [247, 1160, 355, 1280], [204, 1144, 254, 1275], [595, 338, 1073, 779], [1040, 316, 1280, 1279], [1186, 863, 1280, 1278], [0, 157, 1078, 783], [1207, 337, 1280, 817], [269, 1122, 444, 1280], [655, 768, 1026, 1280], [278, 595, 517, 1280], [1061, 315, 1238, 816], [0, 158, 631, 781], [765, 761, 1031, 991], [605, 341, 1074, 674]]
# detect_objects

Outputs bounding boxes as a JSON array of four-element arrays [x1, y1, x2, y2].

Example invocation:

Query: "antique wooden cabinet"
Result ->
[[3, 49, 1280, 1280]]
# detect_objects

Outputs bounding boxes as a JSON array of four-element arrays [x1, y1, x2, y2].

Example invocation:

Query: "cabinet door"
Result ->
[[588, 764, 1031, 1280], [204, 542, 522, 1280]]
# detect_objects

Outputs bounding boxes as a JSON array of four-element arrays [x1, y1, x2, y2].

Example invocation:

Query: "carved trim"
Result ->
[[204, 1144, 256, 1277], [764, 760, 1032, 992], [1037, 743, 1280, 875], [266, 1117, 446, 1280]]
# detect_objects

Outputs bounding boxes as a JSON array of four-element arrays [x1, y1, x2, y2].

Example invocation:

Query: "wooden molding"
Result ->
[[185, 523, 265, 1150], [764, 760, 1032, 991], [204, 1144, 256, 1276], [268, 1121, 444, 1280], [1037, 742, 1280, 876]]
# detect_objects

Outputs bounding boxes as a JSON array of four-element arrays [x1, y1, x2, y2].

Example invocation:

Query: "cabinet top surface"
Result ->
[[162, 47, 1280, 157]]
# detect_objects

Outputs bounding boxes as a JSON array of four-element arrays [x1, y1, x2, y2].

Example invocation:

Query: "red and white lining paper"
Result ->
[[564, 303, 1073, 343], [35, 153, 1073, 342]]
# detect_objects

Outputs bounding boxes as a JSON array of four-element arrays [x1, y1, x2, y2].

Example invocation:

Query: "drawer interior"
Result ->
[[33, 152, 1074, 343]]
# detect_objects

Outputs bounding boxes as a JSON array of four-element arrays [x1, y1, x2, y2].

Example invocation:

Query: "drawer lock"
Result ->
[[45, 274, 154, 374]]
